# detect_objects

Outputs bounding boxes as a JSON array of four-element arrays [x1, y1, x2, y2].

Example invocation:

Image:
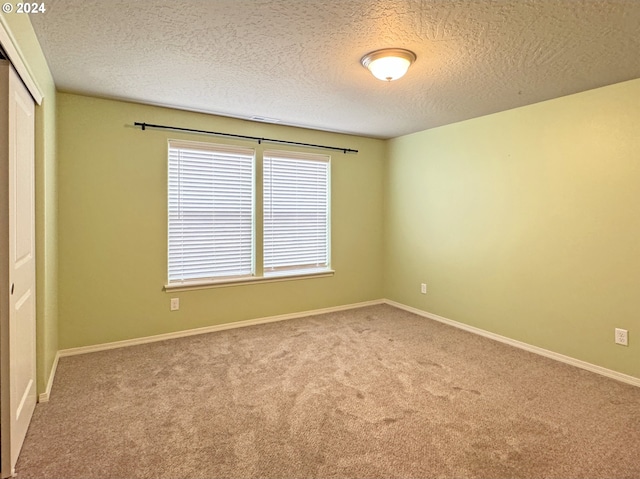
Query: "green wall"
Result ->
[[57, 93, 385, 349], [1, 12, 58, 394], [385, 79, 640, 378]]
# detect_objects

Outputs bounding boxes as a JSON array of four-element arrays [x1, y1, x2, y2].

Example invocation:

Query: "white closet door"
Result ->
[[0, 60, 37, 479]]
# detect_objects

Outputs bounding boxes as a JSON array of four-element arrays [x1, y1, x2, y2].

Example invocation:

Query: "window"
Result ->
[[168, 140, 254, 283], [263, 150, 330, 275], [167, 141, 332, 289]]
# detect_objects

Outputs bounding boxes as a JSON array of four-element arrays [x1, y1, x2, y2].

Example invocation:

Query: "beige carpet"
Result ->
[[16, 304, 640, 478]]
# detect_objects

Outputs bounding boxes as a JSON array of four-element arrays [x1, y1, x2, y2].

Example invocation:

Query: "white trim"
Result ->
[[49, 299, 639, 396], [164, 269, 335, 292], [168, 138, 255, 155], [263, 149, 330, 163], [384, 299, 640, 388], [0, 16, 43, 104], [37, 351, 59, 403], [59, 299, 385, 358]]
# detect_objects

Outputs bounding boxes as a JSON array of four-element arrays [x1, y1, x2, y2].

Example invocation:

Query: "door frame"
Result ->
[[0, 16, 43, 104], [0, 57, 9, 478]]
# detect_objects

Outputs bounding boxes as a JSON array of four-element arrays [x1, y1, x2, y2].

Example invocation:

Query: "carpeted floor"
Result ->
[[16, 304, 640, 478]]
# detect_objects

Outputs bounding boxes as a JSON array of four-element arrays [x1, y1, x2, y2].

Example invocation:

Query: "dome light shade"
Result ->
[[361, 48, 417, 81]]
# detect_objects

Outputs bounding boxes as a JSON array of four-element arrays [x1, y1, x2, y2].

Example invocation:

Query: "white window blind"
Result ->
[[263, 151, 330, 275], [168, 140, 254, 283]]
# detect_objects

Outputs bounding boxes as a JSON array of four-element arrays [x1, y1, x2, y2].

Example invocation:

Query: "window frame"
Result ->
[[164, 141, 334, 292], [263, 149, 332, 277], [166, 139, 256, 286]]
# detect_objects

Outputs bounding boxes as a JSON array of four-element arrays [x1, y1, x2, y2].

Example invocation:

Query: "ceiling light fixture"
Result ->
[[360, 48, 416, 82]]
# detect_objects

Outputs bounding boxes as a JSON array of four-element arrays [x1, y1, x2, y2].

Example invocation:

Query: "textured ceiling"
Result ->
[[30, 0, 640, 139]]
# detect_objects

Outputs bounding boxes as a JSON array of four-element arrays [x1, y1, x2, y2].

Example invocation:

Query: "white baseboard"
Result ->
[[48, 298, 638, 396], [384, 299, 640, 388], [58, 299, 386, 358], [38, 351, 60, 403]]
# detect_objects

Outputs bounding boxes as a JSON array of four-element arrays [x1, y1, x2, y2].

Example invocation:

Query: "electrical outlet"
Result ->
[[420, 283, 427, 294], [615, 328, 628, 346], [170, 298, 180, 311]]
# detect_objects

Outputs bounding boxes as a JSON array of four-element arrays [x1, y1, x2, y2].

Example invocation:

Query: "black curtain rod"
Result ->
[[134, 122, 358, 154]]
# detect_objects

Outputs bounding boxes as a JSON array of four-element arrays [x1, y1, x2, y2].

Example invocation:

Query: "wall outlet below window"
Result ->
[[170, 298, 180, 311], [420, 283, 427, 294]]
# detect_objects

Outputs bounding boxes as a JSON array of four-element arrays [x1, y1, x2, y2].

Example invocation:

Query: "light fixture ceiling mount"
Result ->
[[360, 48, 417, 82]]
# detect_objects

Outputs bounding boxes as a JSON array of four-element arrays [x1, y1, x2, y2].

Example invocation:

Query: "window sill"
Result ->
[[164, 269, 335, 292]]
